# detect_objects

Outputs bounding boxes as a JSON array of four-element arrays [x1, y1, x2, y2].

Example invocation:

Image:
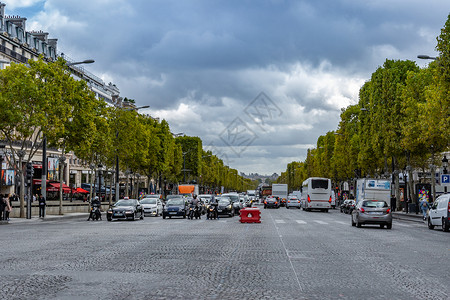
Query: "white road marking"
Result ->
[[314, 220, 328, 225], [296, 220, 307, 224], [334, 221, 347, 225], [275, 219, 286, 224]]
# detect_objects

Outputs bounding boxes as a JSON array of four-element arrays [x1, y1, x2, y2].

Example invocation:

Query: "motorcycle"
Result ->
[[87, 203, 102, 221], [206, 203, 218, 220], [188, 205, 201, 220]]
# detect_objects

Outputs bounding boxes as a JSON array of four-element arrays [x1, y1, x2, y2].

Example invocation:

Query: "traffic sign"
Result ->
[[441, 174, 450, 185]]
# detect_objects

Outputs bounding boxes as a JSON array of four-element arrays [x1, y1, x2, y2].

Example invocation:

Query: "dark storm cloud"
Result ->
[[11, 0, 450, 174]]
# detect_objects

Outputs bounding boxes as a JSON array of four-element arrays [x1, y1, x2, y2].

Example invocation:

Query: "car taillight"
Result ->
[[288, 200, 290, 203], [264, 201, 267, 204], [359, 208, 365, 213], [275, 202, 278, 204], [448, 201, 450, 213], [298, 200, 300, 203], [307, 195, 311, 203], [386, 208, 391, 214], [328, 196, 332, 203]]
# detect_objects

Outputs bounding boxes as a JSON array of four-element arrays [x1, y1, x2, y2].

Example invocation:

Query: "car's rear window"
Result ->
[[362, 201, 388, 208], [311, 179, 328, 189]]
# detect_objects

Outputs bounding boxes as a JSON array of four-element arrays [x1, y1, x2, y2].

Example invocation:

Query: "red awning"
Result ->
[[75, 187, 89, 194]]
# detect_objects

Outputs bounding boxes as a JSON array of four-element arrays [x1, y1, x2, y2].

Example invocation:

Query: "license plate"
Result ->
[[169, 212, 177, 214], [369, 212, 383, 215], [218, 209, 222, 212], [113, 213, 122, 216]]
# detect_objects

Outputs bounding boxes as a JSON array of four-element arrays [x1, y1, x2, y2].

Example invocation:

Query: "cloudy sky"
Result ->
[[7, 0, 450, 175]]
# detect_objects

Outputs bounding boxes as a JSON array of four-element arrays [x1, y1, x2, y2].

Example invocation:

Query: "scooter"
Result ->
[[87, 203, 102, 221], [206, 203, 218, 220], [188, 205, 201, 220]]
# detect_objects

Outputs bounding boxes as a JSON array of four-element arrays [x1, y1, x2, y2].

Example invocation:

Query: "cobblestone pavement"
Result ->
[[0, 207, 449, 299]]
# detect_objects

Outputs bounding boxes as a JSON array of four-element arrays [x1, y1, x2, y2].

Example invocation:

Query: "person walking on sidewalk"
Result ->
[[4, 193, 12, 221], [420, 199, 430, 221], [38, 194, 46, 218], [0, 194, 6, 220]]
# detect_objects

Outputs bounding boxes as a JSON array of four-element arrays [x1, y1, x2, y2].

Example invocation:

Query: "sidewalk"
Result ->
[[392, 211, 425, 223], [0, 212, 89, 225]]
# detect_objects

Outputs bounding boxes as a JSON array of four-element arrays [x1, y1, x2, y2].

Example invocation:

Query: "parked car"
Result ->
[[427, 193, 450, 232], [107, 199, 144, 221], [286, 196, 301, 209], [163, 198, 187, 219], [216, 197, 234, 217], [264, 196, 280, 209], [140, 197, 163, 217], [351, 200, 392, 229]]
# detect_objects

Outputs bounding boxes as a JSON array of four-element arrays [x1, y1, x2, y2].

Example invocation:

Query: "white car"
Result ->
[[428, 193, 450, 232], [140, 198, 163, 217], [286, 196, 301, 209]]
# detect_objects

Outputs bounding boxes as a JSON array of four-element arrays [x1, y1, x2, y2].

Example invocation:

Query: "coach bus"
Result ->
[[301, 177, 332, 212]]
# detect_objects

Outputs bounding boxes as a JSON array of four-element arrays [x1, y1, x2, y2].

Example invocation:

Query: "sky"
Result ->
[[6, 0, 450, 176]]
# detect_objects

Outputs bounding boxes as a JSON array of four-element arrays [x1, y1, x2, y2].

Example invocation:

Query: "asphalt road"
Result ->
[[0, 207, 449, 299]]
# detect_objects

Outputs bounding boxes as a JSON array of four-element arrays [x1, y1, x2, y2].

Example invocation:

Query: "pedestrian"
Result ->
[[32, 194, 37, 203], [38, 193, 46, 218], [420, 199, 430, 221], [0, 194, 6, 220], [4, 193, 12, 221]]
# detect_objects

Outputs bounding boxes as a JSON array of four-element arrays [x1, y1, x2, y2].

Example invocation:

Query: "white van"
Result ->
[[428, 193, 450, 232], [301, 177, 332, 212]]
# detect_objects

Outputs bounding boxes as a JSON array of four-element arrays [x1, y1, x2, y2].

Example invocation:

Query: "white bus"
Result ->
[[301, 177, 332, 212]]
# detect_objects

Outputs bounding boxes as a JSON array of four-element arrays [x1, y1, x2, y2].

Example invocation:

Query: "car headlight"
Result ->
[[228, 205, 232, 209], [126, 210, 134, 214]]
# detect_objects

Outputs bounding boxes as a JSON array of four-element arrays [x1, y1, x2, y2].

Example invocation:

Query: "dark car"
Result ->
[[163, 198, 187, 219], [216, 197, 234, 217], [264, 196, 280, 209], [107, 199, 144, 221]]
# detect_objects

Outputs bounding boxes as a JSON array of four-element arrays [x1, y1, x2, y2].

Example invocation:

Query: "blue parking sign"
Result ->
[[441, 174, 450, 185]]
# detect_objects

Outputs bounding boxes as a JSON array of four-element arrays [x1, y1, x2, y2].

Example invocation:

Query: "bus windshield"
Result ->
[[311, 179, 329, 189]]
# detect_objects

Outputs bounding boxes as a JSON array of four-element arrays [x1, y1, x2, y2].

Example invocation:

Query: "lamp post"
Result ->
[[443, 155, 448, 193], [98, 164, 103, 201], [115, 105, 149, 202], [59, 156, 66, 215], [417, 55, 437, 60]]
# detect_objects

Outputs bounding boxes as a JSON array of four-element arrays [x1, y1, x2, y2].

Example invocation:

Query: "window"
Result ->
[[311, 179, 328, 189]]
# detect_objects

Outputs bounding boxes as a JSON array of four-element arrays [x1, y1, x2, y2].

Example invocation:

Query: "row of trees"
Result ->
[[278, 14, 450, 209], [0, 56, 257, 217]]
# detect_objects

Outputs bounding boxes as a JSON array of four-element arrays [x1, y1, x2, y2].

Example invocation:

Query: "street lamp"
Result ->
[[443, 155, 448, 193], [66, 59, 95, 66], [417, 55, 437, 60]]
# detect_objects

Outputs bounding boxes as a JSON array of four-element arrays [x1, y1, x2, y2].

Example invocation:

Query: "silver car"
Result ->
[[351, 200, 392, 229], [140, 198, 163, 216], [286, 196, 301, 209]]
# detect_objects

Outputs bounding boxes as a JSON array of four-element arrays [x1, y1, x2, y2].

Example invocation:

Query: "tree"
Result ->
[[0, 57, 105, 217]]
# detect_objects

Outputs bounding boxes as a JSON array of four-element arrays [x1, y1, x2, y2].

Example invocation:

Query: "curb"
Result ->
[[0, 213, 89, 225], [392, 212, 425, 223]]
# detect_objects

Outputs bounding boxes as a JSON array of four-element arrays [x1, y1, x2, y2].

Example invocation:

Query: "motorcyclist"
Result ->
[[87, 196, 102, 221], [208, 195, 219, 220], [189, 194, 201, 219]]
